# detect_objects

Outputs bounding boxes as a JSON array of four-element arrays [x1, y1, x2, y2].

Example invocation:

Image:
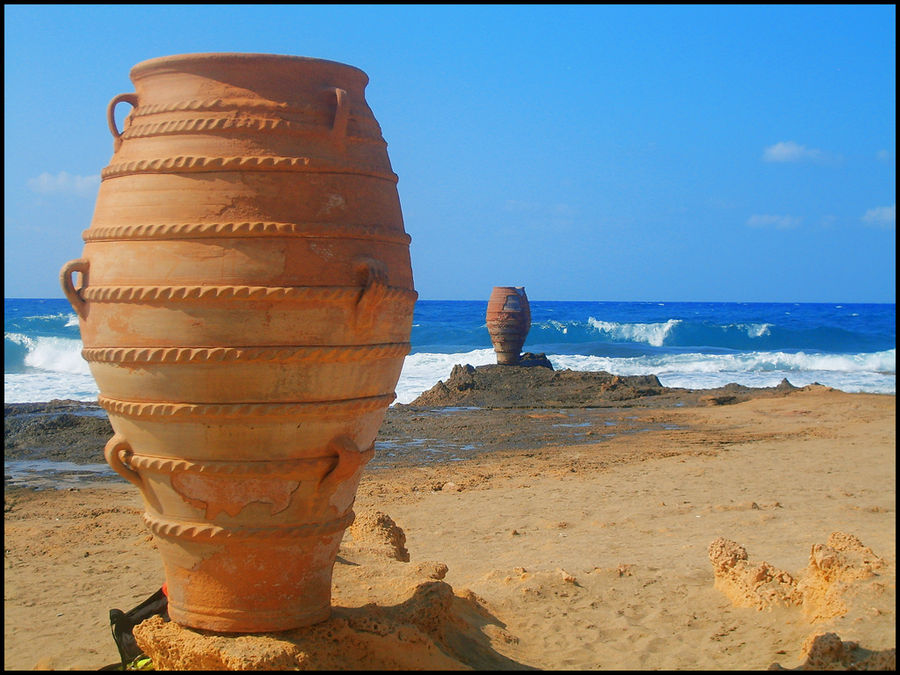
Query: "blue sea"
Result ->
[[4, 298, 896, 404]]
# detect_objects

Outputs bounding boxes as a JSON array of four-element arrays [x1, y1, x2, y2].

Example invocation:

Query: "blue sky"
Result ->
[[4, 4, 896, 302]]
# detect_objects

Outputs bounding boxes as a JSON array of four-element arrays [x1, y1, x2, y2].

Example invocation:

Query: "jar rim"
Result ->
[[130, 52, 368, 84]]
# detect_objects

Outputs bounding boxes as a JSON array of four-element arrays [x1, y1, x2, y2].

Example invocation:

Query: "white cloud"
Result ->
[[876, 149, 890, 162], [762, 141, 824, 163], [27, 171, 100, 196], [746, 214, 802, 229], [862, 204, 895, 228]]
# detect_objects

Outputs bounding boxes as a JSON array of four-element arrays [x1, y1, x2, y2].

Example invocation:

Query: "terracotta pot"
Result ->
[[485, 286, 531, 365], [59, 53, 416, 633]]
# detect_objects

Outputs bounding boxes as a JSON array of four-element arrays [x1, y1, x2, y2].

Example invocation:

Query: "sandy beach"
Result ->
[[4, 374, 896, 670]]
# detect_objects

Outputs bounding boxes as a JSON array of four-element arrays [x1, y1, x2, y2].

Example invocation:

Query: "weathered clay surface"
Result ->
[[485, 286, 531, 365], [58, 52, 415, 632]]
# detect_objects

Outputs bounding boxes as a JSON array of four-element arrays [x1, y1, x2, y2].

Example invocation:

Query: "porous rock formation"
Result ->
[[132, 589, 469, 672], [707, 537, 802, 610], [708, 532, 885, 621], [769, 632, 896, 671], [132, 510, 528, 670], [796, 531, 887, 622], [343, 509, 410, 562]]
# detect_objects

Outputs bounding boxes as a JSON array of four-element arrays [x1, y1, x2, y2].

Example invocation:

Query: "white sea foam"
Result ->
[[548, 349, 896, 395], [392, 348, 895, 404], [543, 319, 570, 334], [395, 348, 496, 404], [587, 318, 681, 347], [4, 332, 93, 402], [5, 340, 894, 404], [18, 335, 91, 374], [737, 323, 772, 338], [5, 332, 31, 348], [4, 372, 100, 403]]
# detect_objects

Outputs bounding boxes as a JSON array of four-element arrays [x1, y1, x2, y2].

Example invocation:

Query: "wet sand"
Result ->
[[3, 370, 896, 670]]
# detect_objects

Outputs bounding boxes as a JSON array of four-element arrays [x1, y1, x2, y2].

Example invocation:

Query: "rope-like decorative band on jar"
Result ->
[[82, 342, 411, 365], [79, 284, 418, 305], [81, 221, 411, 245], [120, 115, 386, 146], [142, 509, 356, 541], [97, 393, 396, 420], [125, 96, 382, 134], [124, 453, 344, 478], [100, 155, 398, 182]]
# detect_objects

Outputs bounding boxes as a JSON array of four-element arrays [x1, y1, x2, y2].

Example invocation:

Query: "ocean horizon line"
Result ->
[[4, 296, 896, 306]]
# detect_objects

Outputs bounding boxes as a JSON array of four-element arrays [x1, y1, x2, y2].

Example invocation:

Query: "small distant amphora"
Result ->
[[59, 53, 415, 633], [485, 286, 531, 365]]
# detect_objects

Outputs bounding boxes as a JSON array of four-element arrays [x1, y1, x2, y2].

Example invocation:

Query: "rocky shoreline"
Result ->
[[408, 358, 801, 408], [5, 360, 809, 481]]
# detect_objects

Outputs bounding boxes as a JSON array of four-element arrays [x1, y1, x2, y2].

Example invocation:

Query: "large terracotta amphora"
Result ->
[[59, 53, 416, 633], [485, 286, 531, 365]]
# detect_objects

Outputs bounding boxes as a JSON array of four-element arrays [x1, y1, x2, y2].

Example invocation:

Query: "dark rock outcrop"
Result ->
[[517, 352, 554, 369], [410, 364, 670, 408], [409, 364, 802, 410], [5, 400, 113, 463]]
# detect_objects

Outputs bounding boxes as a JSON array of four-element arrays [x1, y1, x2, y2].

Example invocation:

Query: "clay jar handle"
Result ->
[[104, 433, 143, 488], [354, 257, 388, 329], [106, 93, 138, 152], [330, 87, 349, 148], [318, 436, 375, 492], [59, 258, 89, 318]]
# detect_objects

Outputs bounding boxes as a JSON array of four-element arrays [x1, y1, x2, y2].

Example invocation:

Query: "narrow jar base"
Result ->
[[167, 601, 331, 633]]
